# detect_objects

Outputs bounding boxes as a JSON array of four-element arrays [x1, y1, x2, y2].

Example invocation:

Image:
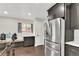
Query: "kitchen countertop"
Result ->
[[65, 41, 79, 47], [0, 39, 24, 44]]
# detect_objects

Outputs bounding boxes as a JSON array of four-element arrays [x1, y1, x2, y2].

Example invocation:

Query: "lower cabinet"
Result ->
[[65, 44, 79, 56], [0, 36, 35, 50], [23, 36, 35, 47], [14, 41, 24, 48]]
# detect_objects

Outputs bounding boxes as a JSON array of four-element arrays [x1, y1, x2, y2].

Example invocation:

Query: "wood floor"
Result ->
[[0, 45, 45, 56]]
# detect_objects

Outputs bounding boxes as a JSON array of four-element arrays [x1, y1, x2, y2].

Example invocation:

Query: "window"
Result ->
[[18, 23, 33, 33]]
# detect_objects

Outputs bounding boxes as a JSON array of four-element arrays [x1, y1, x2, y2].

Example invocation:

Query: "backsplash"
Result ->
[[74, 30, 79, 42]]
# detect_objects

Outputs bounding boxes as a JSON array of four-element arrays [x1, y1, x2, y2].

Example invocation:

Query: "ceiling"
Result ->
[[0, 3, 55, 21]]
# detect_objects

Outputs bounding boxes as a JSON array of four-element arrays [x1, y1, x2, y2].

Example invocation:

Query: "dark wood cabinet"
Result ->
[[47, 3, 65, 19], [65, 44, 79, 56], [14, 41, 24, 48], [65, 3, 79, 29], [65, 4, 75, 42], [70, 4, 79, 29], [65, 3, 71, 29], [23, 36, 35, 47]]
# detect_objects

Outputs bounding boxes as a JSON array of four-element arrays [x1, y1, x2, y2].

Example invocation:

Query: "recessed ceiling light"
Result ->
[[28, 13, 32, 16], [4, 11, 8, 14]]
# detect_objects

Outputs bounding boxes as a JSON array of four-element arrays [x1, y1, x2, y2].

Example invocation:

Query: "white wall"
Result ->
[[0, 17, 34, 40], [0, 17, 44, 46]]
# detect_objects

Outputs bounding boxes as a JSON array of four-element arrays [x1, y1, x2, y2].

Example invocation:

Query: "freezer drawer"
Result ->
[[45, 40, 60, 51], [45, 40, 61, 56], [45, 45, 60, 56]]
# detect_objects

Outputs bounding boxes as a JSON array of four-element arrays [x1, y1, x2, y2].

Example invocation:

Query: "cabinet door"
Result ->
[[70, 4, 79, 29], [48, 4, 64, 19], [55, 4, 64, 18], [24, 37, 35, 47], [15, 42, 23, 47], [65, 3, 79, 29], [65, 44, 79, 56]]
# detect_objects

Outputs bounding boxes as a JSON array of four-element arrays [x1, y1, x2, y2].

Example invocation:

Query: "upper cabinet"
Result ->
[[70, 4, 79, 29], [47, 3, 65, 20], [48, 3, 79, 29], [66, 3, 79, 29]]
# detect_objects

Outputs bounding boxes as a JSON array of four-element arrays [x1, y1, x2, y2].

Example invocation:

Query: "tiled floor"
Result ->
[[0, 45, 45, 56]]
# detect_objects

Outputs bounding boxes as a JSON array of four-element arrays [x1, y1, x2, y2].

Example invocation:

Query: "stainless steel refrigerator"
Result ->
[[44, 18, 65, 56]]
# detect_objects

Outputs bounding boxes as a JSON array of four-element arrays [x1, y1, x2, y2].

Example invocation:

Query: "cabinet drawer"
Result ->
[[45, 40, 60, 51]]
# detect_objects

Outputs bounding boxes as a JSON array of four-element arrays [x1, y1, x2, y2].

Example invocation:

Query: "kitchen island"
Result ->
[[0, 39, 24, 50]]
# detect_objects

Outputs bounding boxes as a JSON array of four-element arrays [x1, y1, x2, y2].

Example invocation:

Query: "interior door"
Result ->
[[34, 22, 44, 46]]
